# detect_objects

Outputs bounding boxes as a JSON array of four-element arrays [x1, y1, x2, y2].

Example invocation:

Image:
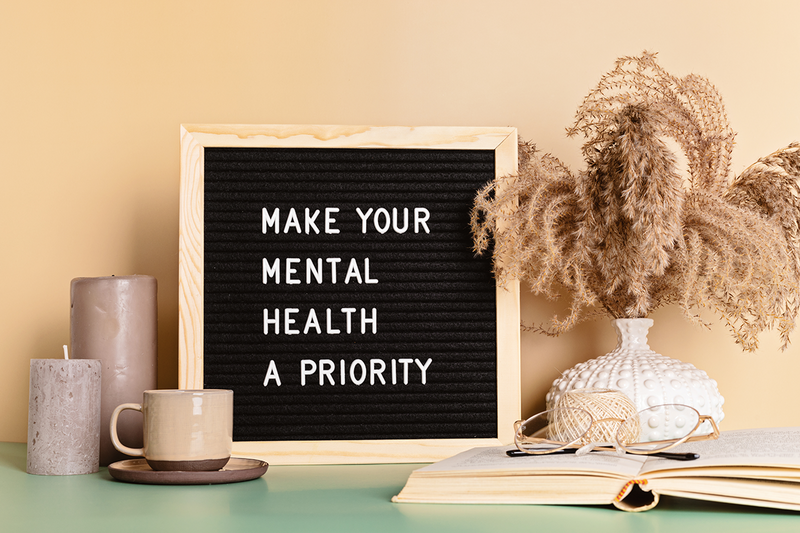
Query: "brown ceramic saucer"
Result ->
[[108, 457, 268, 485]]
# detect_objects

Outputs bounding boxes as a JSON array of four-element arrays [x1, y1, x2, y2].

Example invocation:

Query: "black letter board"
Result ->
[[179, 125, 520, 464]]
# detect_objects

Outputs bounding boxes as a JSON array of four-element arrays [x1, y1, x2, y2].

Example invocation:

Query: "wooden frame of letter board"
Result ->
[[179, 124, 520, 465]]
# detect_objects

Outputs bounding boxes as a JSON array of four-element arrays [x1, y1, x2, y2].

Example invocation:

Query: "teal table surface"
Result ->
[[1, 442, 798, 532]]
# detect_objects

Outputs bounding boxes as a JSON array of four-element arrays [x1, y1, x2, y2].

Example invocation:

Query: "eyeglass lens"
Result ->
[[617, 404, 705, 452], [516, 408, 593, 452]]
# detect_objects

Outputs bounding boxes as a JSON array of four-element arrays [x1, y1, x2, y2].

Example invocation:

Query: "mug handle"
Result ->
[[109, 403, 144, 457]]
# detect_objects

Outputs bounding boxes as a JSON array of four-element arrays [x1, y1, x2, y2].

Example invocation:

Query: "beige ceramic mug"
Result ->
[[110, 389, 233, 471]]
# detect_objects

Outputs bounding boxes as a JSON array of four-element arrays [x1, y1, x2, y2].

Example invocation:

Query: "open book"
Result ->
[[392, 427, 800, 512]]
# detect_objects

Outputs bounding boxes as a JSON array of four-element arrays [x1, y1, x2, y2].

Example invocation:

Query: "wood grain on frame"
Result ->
[[179, 124, 520, 464]]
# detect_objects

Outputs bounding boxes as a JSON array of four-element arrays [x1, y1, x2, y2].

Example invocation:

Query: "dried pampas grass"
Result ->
[[471, 52, 800, 351]]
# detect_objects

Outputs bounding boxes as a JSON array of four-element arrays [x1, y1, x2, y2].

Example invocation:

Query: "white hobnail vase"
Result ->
[[546, 318, 724, 440]]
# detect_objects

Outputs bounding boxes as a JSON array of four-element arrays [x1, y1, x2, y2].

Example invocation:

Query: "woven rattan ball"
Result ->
[[550, 388, 640, 445]]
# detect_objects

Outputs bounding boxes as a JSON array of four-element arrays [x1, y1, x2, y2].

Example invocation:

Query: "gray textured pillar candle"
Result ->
[[70, 275, 158, 466], [27, 359, 102, 475]]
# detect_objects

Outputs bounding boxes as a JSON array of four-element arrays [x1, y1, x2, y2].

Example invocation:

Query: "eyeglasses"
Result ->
[[513, 403, 719, 458]]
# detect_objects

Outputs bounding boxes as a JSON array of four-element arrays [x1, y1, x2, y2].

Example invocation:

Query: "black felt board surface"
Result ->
[[203, 147, 497, 441]]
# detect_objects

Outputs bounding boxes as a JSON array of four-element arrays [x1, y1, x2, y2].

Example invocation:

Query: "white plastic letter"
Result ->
[[374, 208, 390, 234], [392, 207, 409, 233], [300, 360, 316, 386], [326, 308, 340, 334], [344, 258, 362, 284], [319, 359, 335, 386], [398, 358, 413, 385], [326, 258, 341, 284], [370, 359, 386, 385], [350, 359, 367, 385], [263, 258, 280, 284], [263, 309, 279, 334], [355, 207, 373, 233], [284, 308, 300, 335], [305, 208, 320, 234], [341, 308, 357, 334], [303, 308, 321, 334], [415, 358, 432, 385], [325, 207, 340, 234], [262, 207, 280, 234], [285, 258, 301, 285], [364, 258, 378, 284], [361, 308, 377, 334], [414, 207, 431, 234], [263, 360, 282, 387], [284, 208, 301, 233], [306, 258, 323, 284]]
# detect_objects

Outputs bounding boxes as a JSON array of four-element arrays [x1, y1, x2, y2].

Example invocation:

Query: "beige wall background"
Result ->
[[1, 0, 799, 443]]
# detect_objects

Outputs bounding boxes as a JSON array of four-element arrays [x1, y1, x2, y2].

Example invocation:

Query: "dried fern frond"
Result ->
[[575, 105, 684, 318], [726, 143, 800, 275], [678, 191, 798, 350], [472, 52, 800, 351], [568, 52, 735, 193], [471, 141, 597, 334]]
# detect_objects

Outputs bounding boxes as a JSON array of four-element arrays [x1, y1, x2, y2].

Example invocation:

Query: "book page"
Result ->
[[412, 446, 648, 479], [640, 427, 800, 475]]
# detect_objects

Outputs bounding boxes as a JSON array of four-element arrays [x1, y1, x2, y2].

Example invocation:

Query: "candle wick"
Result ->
[[63, 345, 69, 360]]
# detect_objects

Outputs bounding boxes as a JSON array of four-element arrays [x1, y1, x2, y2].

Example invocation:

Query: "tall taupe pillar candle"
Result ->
[[27, 358, 102, 475], [70, 275, 158, 466]]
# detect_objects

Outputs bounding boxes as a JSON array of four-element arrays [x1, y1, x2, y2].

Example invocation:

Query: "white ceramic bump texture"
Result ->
[[546, 318, 724, 441]]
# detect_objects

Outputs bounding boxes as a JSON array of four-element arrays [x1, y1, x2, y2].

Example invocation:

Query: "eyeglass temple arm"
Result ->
[[505, 448, 700, 461], [688, 415, 720, 441]]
